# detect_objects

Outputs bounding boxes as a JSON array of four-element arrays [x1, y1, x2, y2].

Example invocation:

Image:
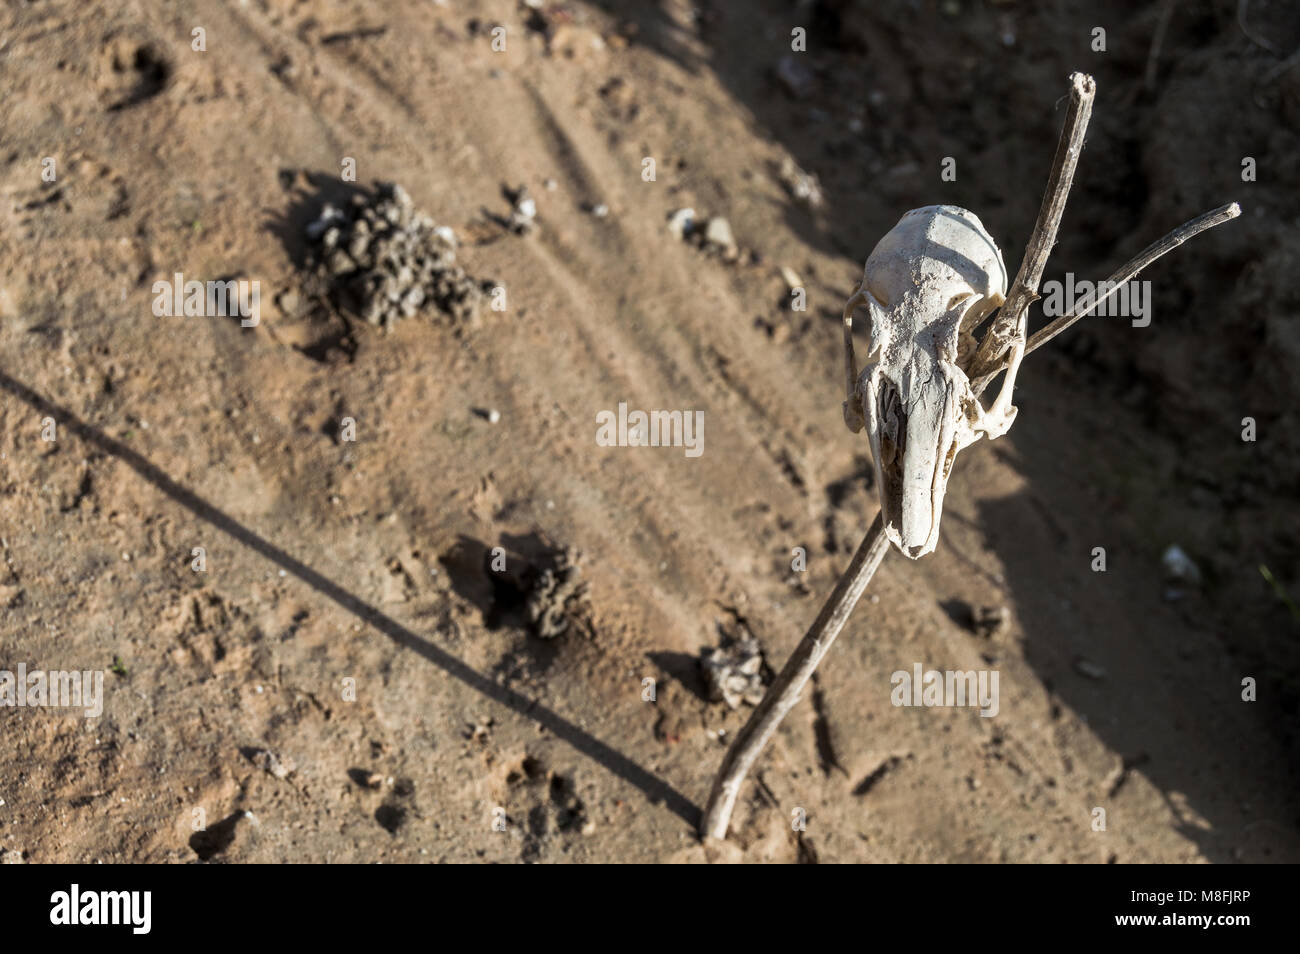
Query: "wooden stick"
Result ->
[[700, 513, 890, 840], [968, 72, 1095, 382], [971, 202, 1241, 396]]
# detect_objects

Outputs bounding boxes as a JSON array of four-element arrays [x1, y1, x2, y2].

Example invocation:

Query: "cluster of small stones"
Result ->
[[306, 182, 493, 328], [699, 638, 766, 709], [666, 207, 740, 263], [526, 547, 589, 639]]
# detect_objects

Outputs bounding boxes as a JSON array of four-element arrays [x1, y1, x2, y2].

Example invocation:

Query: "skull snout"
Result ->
[[896, 391, 945, 556], [871, 375, 944, 559]]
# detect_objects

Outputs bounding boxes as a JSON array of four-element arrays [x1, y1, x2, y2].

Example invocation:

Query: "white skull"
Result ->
[[852, 205, 1011, 559]]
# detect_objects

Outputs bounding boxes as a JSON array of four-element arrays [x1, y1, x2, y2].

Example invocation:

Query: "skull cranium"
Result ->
[[844, 205, 1022, 559]]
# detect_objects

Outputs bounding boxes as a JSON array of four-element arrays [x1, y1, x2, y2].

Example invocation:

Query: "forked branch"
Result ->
[[969, 71, 1095, 381], [971, 202, 1242, 397]]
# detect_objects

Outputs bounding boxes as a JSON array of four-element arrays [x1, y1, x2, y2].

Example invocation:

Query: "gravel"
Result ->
[[305, 182, 496, 329]]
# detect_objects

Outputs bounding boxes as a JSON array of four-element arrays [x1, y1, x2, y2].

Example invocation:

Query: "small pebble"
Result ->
[[247, 747, 294, 780], [667, 207, 696, 240], [702, 217, 739, 261], [1161, 544, 1202, 585], [704, 216, 735, 250], [1074, 658, 1106, 680]]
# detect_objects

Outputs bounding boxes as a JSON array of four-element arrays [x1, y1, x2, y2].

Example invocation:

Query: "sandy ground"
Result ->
[[0, 0, 1297, 863]]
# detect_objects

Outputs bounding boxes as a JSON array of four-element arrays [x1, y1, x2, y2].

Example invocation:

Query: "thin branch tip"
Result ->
[[983, 199, 1247, 378]]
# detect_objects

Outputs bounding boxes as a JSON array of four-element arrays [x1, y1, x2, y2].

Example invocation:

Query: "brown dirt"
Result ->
[[1, 0, 1297, 863]]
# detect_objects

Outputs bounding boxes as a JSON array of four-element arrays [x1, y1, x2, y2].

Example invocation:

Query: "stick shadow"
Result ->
[[0, 370, 700, 829]]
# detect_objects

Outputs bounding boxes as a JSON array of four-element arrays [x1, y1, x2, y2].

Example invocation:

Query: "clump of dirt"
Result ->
[[699, 636, 767, 709], [524, 546, 590, 639], [304, 182, 495, 328], [243, 747, 295, 780], [454, 538, 593, 639]]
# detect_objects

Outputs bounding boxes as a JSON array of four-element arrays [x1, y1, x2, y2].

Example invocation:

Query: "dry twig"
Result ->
[[700, 514, 888, 840], [968, 72, 1095, 383], [972, 202, 1241, 396]]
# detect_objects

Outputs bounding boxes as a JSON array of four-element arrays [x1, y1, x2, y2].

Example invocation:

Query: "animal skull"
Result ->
[[842, 205, 1025, 559]]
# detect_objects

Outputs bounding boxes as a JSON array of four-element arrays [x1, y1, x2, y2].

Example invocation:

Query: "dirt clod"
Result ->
[[525, 547, 589, 639], [700, 638, 767, 709], [245, 747, 295, 780], [305, 182, 494, 328]]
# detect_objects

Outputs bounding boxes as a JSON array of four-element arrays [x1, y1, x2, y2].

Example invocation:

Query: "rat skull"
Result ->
[[844, 205, 1019, 559]]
